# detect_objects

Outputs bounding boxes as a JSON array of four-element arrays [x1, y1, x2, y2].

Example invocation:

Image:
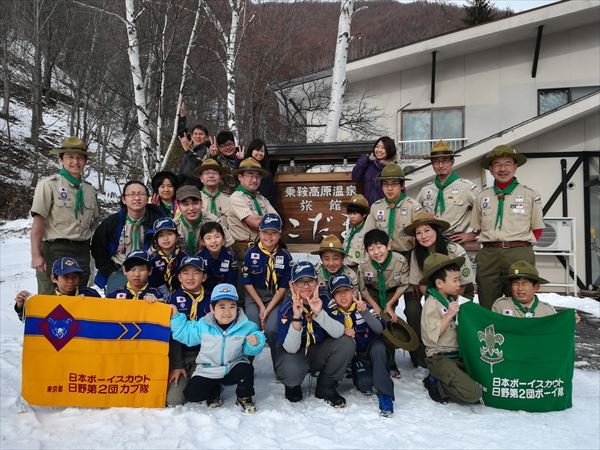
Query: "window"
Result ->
[[538, 86, 600, 114], [400, 108, 464, 158]]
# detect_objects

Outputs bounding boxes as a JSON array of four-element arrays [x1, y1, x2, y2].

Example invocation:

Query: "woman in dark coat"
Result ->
[[351, 136, 397, 205], [244, 138, 278, 209]]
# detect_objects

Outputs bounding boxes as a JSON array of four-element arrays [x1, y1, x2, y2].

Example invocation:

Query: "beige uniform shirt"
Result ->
[[343, 223, 367, 267], [201, 190, 231, 229], [416, 177, 480, 234], [409, 242, 475, 286], [471, 184, 544, 243], [227, 191, 277, 242], [421, 293, 459, 357], [111, 220, 145, 266], [491, 296, 557, 318], [175, 212, 234, 253], [315, 263, 359, 294], [358, 252, 409, 305], [31, 174, 98, 241], [364, 196, 422, 252]]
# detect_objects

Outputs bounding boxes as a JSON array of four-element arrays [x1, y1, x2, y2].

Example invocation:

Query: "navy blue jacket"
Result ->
[[197, 246, 238, 292]]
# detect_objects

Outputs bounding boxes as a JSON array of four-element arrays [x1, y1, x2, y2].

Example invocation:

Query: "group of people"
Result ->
[[18, 128, 566, 417]]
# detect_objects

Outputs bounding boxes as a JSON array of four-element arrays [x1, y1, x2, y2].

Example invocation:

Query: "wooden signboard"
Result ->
[[275, 172, 358, 251]]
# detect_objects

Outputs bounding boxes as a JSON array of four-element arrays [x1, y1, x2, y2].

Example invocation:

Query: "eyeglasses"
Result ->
[[491, 161, 516, 169], [243, 172, 262, 180], [124, 192, 147, 198], [432, 158, 453, 166], [294, 279, 317, 288]]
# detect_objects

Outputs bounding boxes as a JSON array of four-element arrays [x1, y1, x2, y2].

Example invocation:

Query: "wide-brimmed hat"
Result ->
[[232, 157, 269, 177], [503, 260, 548, 284], [419, 253, 466, 285], [342, 194, 370, 213], [480, 144, 527, 169], [310, 234, 347, 256], [194, 158, 227, 177], [376, 163, 411, 181], [176, 185, 202, 201], [51, 257, 84, 276], [404, 211, 450, 237], [425, 140, 460, 159], [50, 136, 92, 157], [380, 312, 419, 351]]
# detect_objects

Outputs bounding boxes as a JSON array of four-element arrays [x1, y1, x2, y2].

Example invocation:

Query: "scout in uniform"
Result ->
[[358, 229, 410, 378], [312, 234, 359, 297], [166, 255, 212, 406], [469, 145, 544, 309], [174, 184, 234, 255], [106, 250, 163, 301], [341, 194, 370, 270], [194, 158, 231, 228], [31, 136, 99, 294], [364, 163, 422, 255], [197, 221, 238, 292], [148, 217, 187, 299], [275, 262, 355, 408], [150, 171, 180, 219], [416, 140, 480, 242], [420, 253, 482, 404], [227, 157, 277, 262]]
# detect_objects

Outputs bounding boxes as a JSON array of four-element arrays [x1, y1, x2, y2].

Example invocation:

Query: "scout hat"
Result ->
[[404, 211, 450, 237], [176, 184, 202, 202], [504, 260, 549, 284], [194, 158, 227, 177], [311, 234, 347, 256], [232, 157, 269, 177], [342, 194, 370, 213], [211, 283, 239, 303], [480, 144, 527, 169], [375, 163, 411, 181], [426, 140, 460, 159], [259, 213, 282, 232], [123, 250, 152, 269], [153, 217, 177, 234], [50, 136, 92, 157], [419, 253, 465, 285], [380, 312, 419, 351], [291, 261, 317, 282], [51, 257, 84, 276], [178, 255, 207, 273], [328, 274, 353, 294]]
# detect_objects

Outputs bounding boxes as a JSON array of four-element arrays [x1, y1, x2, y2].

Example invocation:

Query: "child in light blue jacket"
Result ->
[[169, 283, 265, 412]]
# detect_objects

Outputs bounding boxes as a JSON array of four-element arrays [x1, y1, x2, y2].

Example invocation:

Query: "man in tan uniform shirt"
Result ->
[[31, 136, 99, 294], [195, 158, 231, 228]]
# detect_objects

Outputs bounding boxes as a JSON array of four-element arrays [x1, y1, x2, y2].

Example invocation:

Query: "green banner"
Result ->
[[458, 301, 575, 412]]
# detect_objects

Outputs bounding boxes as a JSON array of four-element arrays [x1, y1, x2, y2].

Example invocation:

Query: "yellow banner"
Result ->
[[22, 295, 171, 408]]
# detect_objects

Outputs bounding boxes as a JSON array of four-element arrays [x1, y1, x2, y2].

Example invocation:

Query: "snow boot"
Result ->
[[377, 393, 394, 418], [284, 385, 303, 403], [236, 396, 257, 414]]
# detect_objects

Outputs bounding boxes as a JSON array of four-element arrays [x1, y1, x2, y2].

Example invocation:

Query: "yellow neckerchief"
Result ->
[[258, 241, 278, 291], [157, 247, 180, 289], [185, 286, 205, 321], [126, 282, 148, 300], [339, 302, 357, 330], [302, 305, 316, 355], [55, 289, 79, 296]]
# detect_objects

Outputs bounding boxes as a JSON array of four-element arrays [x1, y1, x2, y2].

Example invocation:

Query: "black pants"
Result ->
[[183, 362, 255, 402]]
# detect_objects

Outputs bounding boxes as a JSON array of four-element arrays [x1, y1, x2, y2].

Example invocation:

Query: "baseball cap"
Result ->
[[178, 255, 207, 273], [291, 261, 317, 283], [123, 250, 151, 269], [210, 283, 239, 303], [259, 213, 282, 232], [51, 257, 84, 276], [328, 274, 353, 294]]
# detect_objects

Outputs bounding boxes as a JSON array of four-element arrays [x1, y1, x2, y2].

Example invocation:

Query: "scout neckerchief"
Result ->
[[126, 282, 148, 300], [55, 289, 79, 296], [427, 287, 452, 309], [258, 242, 278, 290], [180, 216, 202, 254], [126, 215, 144, 251], [302, 305, 316, 355], [493, 177, 519, 230], [387, 193, 406, 239], [202, 188, 221, 215], [59, 168, 85, 218], [186, 286, 206, 321], [434, 171, 460, 215], [163, 201, 174, 217], [157, 247, 180, 289], [320, 266, 335, 282], [236, 185, 263, 215], [344, 221, 365, 256], [340, 302, 357, 330], [371, 252, 393, 309], [511, 295, 539, 318]]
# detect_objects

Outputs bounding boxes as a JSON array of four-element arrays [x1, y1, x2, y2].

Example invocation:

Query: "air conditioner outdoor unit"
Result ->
[[533, 218, 574, 252]]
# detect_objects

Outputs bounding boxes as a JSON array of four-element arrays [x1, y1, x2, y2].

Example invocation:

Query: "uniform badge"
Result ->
[[393, 272, 401, 281], [275, 256, 284, 264], [502, 309, 513, 316], [426, 190, 432, 200], [515, 195, 524, 203], [355, 251, 361, 259], [451, 187, 459, 195], [440, 306, 448, 315], [58, 187, 69, 200], [365, 271, 373, 281], [176, 296, 186, 306], [250, 253, 260, 260], [116, 293, 127, 299], [376, 210, 385, 221], [154, 260, 165, 267], [400, 207, 408, 216], [482, 197, 490, 209], [461, 268, 471, 278], [220, 260, 230, 269]]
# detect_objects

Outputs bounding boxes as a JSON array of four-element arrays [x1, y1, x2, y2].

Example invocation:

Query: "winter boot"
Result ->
[[284, 385, 303, 403], [315, 384, 346, 408], [206, 385, 223, 408], [236, 396, 257, 414], [377, 393, 394, 418], [423, 374, 446, 404]]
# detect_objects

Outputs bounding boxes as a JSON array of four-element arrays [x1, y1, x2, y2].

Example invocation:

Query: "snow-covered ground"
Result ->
[[1, 227, 599, 449]]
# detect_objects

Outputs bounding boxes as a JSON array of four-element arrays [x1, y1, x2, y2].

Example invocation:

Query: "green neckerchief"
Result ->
[[180, 215, 202, 254], [59, 168, 84, 218], [202, 188, 220, 215], [427, 287, 453, 309], [387, 192, 406, 239], [236, 185, 263, 215], [344, 221, 365, 255], [434, 171, 460, 215], [163, 201, 173, 217], [371, 252, 393, 309], [493, 178, 519, 230], [126, 215, 144, 251], [511, 295, 539, 317], [321, 265, 342, 282]]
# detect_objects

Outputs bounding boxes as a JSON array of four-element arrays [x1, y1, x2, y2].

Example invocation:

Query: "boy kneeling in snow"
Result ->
[[168, 283, 265, 413]]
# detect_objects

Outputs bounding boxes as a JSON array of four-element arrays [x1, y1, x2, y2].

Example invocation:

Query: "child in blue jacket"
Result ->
[[169, 283, 266, 413]]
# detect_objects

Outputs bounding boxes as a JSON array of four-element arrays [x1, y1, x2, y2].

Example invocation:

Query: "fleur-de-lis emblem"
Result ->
[[478, 324, 505, 373]]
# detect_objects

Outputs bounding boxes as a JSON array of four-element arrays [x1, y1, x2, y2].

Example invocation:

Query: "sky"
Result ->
[[399, 0, 560, 12]]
